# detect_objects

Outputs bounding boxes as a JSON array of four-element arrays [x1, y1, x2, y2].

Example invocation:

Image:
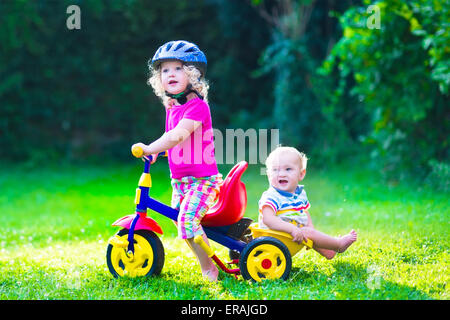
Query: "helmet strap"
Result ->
[[165, 84, 203, 105]]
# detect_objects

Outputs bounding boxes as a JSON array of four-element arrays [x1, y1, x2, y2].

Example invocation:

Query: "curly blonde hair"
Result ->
[[147, 64, 209, 106]]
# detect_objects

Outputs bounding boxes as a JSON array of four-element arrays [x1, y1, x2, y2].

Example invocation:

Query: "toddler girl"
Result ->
[[259, 146, 357, 259], [132, 40, 221, 281]]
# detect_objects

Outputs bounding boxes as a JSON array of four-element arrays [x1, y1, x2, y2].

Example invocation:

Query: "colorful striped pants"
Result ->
[[170, 174, 222, 239]]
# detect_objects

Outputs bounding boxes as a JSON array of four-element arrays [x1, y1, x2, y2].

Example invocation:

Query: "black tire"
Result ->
[[106, 229, 164, 278], [239, 236, 292, 282]]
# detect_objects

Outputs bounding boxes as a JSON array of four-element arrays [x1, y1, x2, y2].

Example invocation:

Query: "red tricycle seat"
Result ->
[[201, 161, 248, 227]]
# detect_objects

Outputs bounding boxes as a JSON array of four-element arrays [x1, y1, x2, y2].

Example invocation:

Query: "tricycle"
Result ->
[[106, 146, 313, 282]]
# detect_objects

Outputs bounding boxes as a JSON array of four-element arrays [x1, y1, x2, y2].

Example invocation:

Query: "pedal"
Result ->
[[226, 259, 239, 266]]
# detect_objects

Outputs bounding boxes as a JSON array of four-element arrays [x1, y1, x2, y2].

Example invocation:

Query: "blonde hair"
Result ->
[[265, 146, 308, 171], [147, 64, 209, 106]]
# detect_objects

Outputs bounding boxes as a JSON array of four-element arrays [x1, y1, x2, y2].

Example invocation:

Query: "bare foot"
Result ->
[[202, 266, 219, 282], [337, 230, 357, 253]]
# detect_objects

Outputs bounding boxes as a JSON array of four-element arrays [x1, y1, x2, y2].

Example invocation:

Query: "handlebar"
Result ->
[[131, 145, 145, 158], [131, 146, 167, 162]]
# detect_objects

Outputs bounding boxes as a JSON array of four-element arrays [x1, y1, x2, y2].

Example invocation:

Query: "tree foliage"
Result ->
[[252, 0, 366, 162], [319, 0, 449, 181], [0, 0, 271, 162], [0, 0, 447, 186]]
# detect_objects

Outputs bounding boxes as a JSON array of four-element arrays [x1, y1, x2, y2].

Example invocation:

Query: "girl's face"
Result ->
[[160, 61, 189, 95], [267, 152, 305, 193]]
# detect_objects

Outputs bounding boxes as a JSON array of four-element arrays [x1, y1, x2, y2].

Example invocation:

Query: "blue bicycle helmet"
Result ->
[[150, 40, 207, 76]]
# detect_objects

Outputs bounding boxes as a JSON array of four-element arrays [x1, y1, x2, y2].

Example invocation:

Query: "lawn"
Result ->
[[0, 160, 448, 300]]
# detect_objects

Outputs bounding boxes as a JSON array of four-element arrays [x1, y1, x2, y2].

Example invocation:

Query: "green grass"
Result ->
[[0, 161, 448, 300]]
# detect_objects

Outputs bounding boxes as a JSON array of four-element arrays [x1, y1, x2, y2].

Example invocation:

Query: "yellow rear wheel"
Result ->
[[106, 229, 164, 278], [240, 237, 292, 282]]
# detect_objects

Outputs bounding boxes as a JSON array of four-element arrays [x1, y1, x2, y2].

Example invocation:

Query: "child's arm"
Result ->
[[261, 206, 308, 244], [132, 118, 201, 156]]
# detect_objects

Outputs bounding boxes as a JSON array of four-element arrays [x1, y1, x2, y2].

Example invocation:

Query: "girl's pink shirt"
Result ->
[[165, 97, 219, 179]]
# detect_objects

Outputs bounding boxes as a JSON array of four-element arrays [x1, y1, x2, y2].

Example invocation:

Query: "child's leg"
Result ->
[[172, 222, 218, 281], [176, 177, 220, 281], [302, 219, 337, 259], [303, 216, 337, 259], [302, 227, 357, 254], [314, 247, 337, 260], [185, 234, 218, 281]]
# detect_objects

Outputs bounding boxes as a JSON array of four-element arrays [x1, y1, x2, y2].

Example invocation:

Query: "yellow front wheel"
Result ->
[[106, 229, 164, 278], [240, 237, 292, 282]]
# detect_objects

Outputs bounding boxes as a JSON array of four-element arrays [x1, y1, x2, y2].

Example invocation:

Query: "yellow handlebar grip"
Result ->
[[194, 235, 215, 258], [132, 146, 144, 158]]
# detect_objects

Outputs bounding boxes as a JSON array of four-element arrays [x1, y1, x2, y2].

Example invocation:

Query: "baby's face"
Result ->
[[267, 152, 305, 193], [160, 61, 189, 95]]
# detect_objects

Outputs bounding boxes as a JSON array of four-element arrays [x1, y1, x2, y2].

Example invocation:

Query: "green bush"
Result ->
[[318, 0, 449, 180], [252, 0, 360, 164], [0, 0, 271, 163]]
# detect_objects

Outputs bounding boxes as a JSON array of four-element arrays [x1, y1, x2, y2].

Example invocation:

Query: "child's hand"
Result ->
[[145, 153, 159, 164], [131, 143, 148, 156], [291, 227, 308, 244], [131, 143, 157, 163]]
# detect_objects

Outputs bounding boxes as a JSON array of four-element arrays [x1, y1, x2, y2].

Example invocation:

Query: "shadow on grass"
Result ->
[[1, 258, 432, 300], [288, 261, 433, 300], [101, 273, 225, 300]]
